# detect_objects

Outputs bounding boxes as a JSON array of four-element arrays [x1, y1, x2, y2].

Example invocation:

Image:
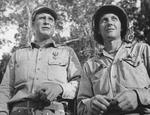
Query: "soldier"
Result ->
[[0, 6, 82, 115], [77, 5, 150, 115]]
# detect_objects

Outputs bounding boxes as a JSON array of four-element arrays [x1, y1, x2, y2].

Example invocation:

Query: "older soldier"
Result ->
[[77, 5, 150, 115], [0, 6, 82, 115]]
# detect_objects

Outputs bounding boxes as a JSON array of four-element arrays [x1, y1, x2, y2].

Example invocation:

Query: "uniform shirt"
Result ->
[[77, 41, 150, 115], [0, 40, 82, 113]]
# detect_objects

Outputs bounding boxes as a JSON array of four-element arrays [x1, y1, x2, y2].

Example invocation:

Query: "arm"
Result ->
[[77, 61, 112, 115], [113, 43, 150, 113], [61, 47, 82, 99], [77, 62, 94, 115], [0, 53, 15, 114], [134, 43, 150, 107]]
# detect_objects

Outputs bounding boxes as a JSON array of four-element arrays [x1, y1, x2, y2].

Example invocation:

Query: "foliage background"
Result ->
[[0, 0, 150, 82]]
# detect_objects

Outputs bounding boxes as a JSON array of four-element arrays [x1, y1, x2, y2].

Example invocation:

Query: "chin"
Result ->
[[41, 31, 50, 35], [40, 34, 50, 39], [107, 33, 119, 37], [106, 35, 115, 38]]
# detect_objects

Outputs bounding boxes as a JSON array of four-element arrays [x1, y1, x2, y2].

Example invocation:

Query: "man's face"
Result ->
[[99, 13, 122, 41], [33, 13, 55, 39]]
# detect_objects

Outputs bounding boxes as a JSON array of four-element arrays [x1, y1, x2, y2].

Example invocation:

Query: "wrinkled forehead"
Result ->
[[35, 13, 55, 19], [100, 13, 119, 20]]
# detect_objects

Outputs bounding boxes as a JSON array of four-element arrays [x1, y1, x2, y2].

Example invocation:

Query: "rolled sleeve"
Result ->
[[134, 88, 150, 106], [77, 61, 94, 115], [133, 44, 150, 108], [61, 81, 78, 99], [61, 47, 82, 99], [0, 53, 15, 113], [78, 98, 93, 115]]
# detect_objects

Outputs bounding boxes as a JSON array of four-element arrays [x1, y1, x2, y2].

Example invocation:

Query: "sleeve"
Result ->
[[77, 61, 94, 115], [60, 47, 82, 99], [134, 43, 150, 107], [0, 53, 16, 114]]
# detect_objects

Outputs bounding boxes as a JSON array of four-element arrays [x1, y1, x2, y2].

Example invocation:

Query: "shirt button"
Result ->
[[113, 75, 117, 78], [29, 76, 33, 79], [113, 90, 116, 95]]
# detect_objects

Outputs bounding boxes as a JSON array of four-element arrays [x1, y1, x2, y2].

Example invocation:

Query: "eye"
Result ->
[[48, 17, 54, 21], [111, 16, 118, 21], [100, 17, 107, 23], [39, 16, 45, 20]]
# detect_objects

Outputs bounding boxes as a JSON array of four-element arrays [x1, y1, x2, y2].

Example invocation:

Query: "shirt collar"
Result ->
[[101, 42, 128, 59], [100, 41, 137, 60], [31, 39, 57, 49]]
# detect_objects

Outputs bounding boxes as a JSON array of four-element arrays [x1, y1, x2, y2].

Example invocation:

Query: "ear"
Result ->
[[32, 26, 36, 35], [98, 28, 101, 34], [121, 28, 123, 31]]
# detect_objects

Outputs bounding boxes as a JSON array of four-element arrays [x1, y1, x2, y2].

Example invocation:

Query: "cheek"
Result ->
[[34, 23, 41, 29], [118, 23, 122, 32], [50, 23, 55, 28], [33, 25, 39, 32], [99, 25, 105, 34], [51, 25, 55, 31]]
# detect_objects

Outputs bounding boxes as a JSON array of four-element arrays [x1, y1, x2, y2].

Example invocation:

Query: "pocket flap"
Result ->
[[122, 56, 140, 67], [48, 58, 67, 66]]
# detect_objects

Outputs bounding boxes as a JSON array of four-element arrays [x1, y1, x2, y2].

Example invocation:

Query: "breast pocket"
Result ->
[[122, 57, 140, 67], [120, 56, 150, 88], [47, 59, 68, 83]]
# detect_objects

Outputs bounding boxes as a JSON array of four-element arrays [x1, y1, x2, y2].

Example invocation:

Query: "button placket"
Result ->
[[35, 49, 43, 81], [110, 63, 117, 96]]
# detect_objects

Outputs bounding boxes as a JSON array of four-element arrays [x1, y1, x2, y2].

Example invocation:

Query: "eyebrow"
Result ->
[[37, 15, 54, 20], [101, 15, 118, 20]]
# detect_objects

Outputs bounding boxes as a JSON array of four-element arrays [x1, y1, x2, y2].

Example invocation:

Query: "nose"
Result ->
[[107, 18, 113, 24], [43, 17, 50, 25], [106, 19, 114, 27]]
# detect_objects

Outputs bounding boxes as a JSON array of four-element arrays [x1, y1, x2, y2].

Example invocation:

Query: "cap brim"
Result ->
[[32, 7, 57, 22], [93, 5, 128, 37]]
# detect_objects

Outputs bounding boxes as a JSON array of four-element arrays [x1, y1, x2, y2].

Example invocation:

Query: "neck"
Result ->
[[34, 36, 53, 47], [104, 39, 122, 53], [34, 34, 50, 43]]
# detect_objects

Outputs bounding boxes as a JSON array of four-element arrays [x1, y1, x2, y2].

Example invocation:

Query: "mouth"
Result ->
[[42, 27, 50, 30], [106, 28, 115, 32]]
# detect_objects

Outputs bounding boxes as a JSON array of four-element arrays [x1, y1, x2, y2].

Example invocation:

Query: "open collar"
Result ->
[[31, 39, 57, 49]]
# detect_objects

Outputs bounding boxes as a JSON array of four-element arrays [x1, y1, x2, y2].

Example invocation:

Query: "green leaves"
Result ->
[[1, 0, 150, 65]]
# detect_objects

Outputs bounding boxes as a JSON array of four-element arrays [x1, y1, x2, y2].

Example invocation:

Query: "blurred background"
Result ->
[[0, 0, 150, 82]]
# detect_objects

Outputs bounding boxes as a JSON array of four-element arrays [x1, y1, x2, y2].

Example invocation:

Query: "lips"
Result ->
[[42, 27, 50, 29], [106, 28, 115, 32]]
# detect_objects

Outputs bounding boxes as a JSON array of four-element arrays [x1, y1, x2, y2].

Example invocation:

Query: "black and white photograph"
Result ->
[[0, 0, 150, 115]]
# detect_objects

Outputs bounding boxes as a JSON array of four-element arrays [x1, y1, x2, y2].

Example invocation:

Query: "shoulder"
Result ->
[[12, 46, 31, 58], [16, 47, 31, 53], [124, 40, 150, 50], [126, 41, 150, 58], [135, 41, 149, 47], [132, 41, 150, 52], [57, 45, 76, 54], [13, 44, 31, 52], [137, 42, 150, 55], [57, 45, 74, 50]]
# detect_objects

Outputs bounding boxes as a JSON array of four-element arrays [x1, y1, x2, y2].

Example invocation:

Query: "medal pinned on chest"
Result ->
[[52, 51, 59, 60]]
